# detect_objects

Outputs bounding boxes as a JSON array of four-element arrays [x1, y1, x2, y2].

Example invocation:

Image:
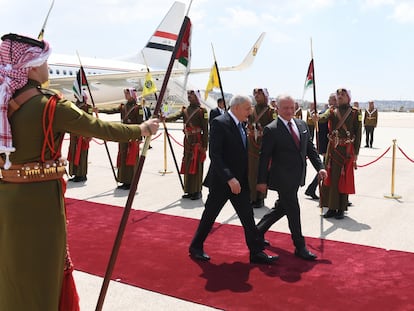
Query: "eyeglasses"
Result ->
[[253, 88, 264, 94], [1, 33, 45, 49]]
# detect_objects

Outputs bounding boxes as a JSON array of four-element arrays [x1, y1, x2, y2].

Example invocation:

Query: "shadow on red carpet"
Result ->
[[66, 198, 414, 311]]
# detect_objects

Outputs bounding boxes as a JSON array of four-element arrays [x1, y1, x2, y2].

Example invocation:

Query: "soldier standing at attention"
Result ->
[[318, 88, 362, 219], [0, 33, 159, 311], [165, 90, 208, 200], [294, 101, 303, 119], [305, 102, 317, 142], [67, 92, 93, 182], [247, 88, 277, 208], [98, 88, 144, 190], [364, 100, 378, 148]]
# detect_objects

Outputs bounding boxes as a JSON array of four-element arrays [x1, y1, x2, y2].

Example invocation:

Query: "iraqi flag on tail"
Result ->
[[73, 67, 87, 102]]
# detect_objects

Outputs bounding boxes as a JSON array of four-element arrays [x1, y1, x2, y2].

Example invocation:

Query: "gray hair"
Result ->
[[229, 94, 252, 107], [276, 94, 295, 107]]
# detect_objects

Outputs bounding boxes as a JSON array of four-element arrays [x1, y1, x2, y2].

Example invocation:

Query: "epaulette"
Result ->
[[39, 88, 63, 98]]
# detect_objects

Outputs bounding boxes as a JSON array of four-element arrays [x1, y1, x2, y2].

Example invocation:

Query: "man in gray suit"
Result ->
[[256, 94, 327, 260]]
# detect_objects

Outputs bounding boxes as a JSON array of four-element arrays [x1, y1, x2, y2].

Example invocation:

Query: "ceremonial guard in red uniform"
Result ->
[[67, 92, 93, 182], [319, 88, 362, 219], [0, 33, 159, 311], [99, 88, 144, 189], [165, 90, 208, 200]]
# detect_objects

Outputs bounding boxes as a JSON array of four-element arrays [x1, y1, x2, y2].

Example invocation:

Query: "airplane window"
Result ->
[[63, 70, 67, 75], [49, 69, 53, 74], [69, 71, 73, 75], [56, 69, 60, 75]]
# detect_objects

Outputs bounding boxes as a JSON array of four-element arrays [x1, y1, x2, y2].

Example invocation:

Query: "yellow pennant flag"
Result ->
[[204, 63, 220, 100], [142, 72, 158, 97]]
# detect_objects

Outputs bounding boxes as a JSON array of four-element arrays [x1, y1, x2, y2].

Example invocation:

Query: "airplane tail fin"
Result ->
[[220, 32, 266, 72], [138, 1, 186, 69]]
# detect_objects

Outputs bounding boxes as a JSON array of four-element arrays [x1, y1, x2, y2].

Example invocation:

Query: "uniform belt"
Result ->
[[184, 129, 202, 134], [328, 136, 354, 145], [0, 159, 67, 183]]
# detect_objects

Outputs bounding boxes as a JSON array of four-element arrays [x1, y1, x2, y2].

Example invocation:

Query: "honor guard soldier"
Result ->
[[67, 91, 93, 182], [294, 101, 303, 119], [0, 33, 159, 311], [165, 90, 208, 200], [98, 88, 144, 189], [247, 88, 277, 208], [364, 100, 378, 148], [318, 88, 362, 219]]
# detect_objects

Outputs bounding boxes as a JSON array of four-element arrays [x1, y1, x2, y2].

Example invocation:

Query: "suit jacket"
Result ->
[[257, 117, 323, 192], [203, 112, 248, 189], [209, 107, 223, 125]]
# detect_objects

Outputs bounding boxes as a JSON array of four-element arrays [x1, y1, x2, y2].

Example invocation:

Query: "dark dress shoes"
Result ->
[[251, 199, 264, 209], [263, 239, 270, 246], [117, 183, 131, 190], [323, 209, 338, 218], [69, 176, 87, 182], [335, 210, 345, 219], [295, 247, 317, 261], [347, 201, 353, 206], [189, 247, 210, 261], [305, 191, 319, 200], [182, 193, 192, 199], [250, 251, 279, 264], [190, 192, 202, 200]]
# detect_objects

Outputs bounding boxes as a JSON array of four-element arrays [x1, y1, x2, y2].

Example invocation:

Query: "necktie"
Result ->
[[238, 122, 246, 147], [288, 121, 300, 149]]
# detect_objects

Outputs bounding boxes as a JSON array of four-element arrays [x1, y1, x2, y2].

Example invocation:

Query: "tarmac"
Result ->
[[64, 111, 414, 310]]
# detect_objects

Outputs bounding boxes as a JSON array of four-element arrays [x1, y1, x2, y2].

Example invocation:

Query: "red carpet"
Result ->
[[66, 198, 414, 311]]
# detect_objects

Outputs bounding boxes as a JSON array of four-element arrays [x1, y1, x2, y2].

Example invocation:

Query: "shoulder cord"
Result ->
[[41, 94, 64, 162]]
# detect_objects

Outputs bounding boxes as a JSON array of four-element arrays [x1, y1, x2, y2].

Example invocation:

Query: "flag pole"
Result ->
[[95, 12, 192, 311], [76, 51, 119, 184], [37, 0, 55, 40], [310, 38, 319, 152], [211, 43, 227, 109], [141, 52, 184, 189]]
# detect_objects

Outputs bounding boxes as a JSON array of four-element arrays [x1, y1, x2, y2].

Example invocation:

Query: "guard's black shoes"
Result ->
[[335, 210, 345, 219], [323, 209, 338, 218]]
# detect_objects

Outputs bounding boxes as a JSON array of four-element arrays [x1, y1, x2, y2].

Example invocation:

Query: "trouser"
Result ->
[[256, 188, 305, 249], [365, 126, 375, 147]]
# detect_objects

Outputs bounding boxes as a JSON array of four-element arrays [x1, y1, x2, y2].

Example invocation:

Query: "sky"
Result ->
[[1, 0, 414, 103]]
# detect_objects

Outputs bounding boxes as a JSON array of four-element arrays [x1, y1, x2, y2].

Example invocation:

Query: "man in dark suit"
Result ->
[[208, 97, 226, 125], [189, 95, 278, 265], [256, 94, 327, 260]]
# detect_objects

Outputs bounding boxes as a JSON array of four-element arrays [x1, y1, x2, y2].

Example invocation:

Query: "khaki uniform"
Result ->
[[247, 104, 277, 204], [99, 101, 144, 184], [295, 107, 303, 120], [319, 105, 362, 211], [166, 104, 208, 195], [0, 80, 143, 310], [364, 108, 378, 147], [67, 101, 93, 178], [306, 109, 316, 141]]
